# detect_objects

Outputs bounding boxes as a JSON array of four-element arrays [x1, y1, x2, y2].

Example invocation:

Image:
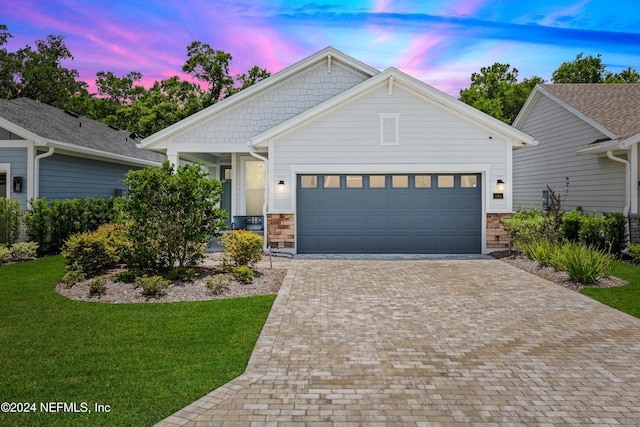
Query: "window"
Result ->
[[461, 175, 477, 188], [301, 176, 317, 188], [379, 113, 400, 145], [245, 160, 265, 215], [369, 176, 386, 188], [346, 176, 363, 188], [392, 175, 408, 188], [438, 175, 454, 188], [415, 175, 431, 188], [323, 175, 340, 188]]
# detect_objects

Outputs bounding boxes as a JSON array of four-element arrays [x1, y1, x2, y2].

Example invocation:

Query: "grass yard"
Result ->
[[0, 256, 276, 426], [581, 261, 640, 319]]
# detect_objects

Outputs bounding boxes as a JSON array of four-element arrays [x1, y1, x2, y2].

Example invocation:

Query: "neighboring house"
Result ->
[[512, 84, 640, 243], [0, 97, 166, 209], [141, 47, 534, 254]]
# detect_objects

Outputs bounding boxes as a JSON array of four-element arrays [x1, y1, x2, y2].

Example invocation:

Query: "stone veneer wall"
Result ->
[[486, 213, 512, 249], [267, 214, 295, 249], [630, 214, 640, 244]]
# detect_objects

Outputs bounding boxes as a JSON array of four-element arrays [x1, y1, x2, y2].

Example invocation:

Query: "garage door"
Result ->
[[297, 174, 481, 254]]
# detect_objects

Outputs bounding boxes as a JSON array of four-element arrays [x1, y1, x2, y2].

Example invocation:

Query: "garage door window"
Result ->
[[438, 175, 454, 188], [323, 175, 340, 188], [392, 175, 408, 188], [369, 176, 386, 188], [461, 175, 478, 188], [415, 175, 432, 188], [301, 176, 317, 188], [346, 176, 363, 188]]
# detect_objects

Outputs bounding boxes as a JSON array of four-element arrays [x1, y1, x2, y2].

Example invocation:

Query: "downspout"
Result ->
[[607, 150, 631, 243], [33, 146, 55, 207], [248, 144, 269, 252]]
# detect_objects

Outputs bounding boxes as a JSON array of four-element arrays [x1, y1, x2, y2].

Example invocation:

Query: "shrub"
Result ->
[[61, 224, 128, 277], [24, 197, 118, 254], [168, 266, 196, 281], [230, 265, 254, 283], [61, 263, 86, 287], [88, 276, 108, 296], [0, 197, 22, 245], [521, 239, 562, 268], [205, 274, 231, 295], [136, 275, 170, 297], [628, 243, 640, 263], [557, 243, 612, 285], [560, 210, 584, 242], [10, 241, 39, 260], [113, 269, 142, 283], [220, 229, 263, 267], [0, 245, 12, 264], [501, 209, 549, 249], [578, 214, 605, 249], [603, 212, 627, 257], [122, 161, 226, 273]]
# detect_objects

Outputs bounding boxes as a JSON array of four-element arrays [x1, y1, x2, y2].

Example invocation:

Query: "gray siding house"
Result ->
[[141, 47, 535, 254], [0, 97, 166, 209], [512, 84, 640, 242]]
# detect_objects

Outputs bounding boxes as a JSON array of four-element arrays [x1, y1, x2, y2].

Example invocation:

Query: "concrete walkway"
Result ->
[[157, 259, 640, 426]]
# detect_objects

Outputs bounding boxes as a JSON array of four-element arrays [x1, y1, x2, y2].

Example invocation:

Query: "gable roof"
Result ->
[[251, 67, 535, 147], [0, 97, 165, 166], [140, 47, 379, 150], [514, 84, 640, 148]]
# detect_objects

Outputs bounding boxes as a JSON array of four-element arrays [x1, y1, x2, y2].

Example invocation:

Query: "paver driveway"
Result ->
[[158, 259, 640, 426]]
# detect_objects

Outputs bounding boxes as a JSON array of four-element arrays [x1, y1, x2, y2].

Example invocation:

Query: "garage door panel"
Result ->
[[297, 174, 481, 254]]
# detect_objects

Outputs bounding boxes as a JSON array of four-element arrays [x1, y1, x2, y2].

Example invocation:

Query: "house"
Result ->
[[512, 84, 640, 243], [0, 97, 166, 209], [141, 47, 535, 254]]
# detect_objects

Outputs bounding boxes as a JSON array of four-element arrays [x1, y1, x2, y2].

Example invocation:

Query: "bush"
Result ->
[[501, 209, 549, 249], [88, 276, 108, 296], [168, 266, 196, 281], [113, 269, 142, 283], [61, 263, 86, 287], [136, 275, 170, 297], [230, 265, 254, 283], [61, 224, 128, 277], [560, 210, 584, 242], [24, 197, 119, 254], [205, 274, 231, 295], [0, 198, 22, 245], [603, 212, 627, 257], [578, 214, 605, 249], [557, 244, 612, 285], [521, 239, 562, 268], [122, 161, 226, 273], [220, 230, 263, 267], [628, 244, 640, 263], [10, 241, 38, 260], [0, 245, 12, 264]]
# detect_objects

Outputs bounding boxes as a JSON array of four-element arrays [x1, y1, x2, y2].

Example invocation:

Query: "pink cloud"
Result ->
[[441, 0, 487, 17], [396, 34, 446, 76]]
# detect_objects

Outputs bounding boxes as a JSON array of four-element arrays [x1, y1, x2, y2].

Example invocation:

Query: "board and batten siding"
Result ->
[[271, 84, 509, 212], [513, 95, 625, 213], [39, 153, 136, 200], [0, 147, 29, 208], [173, 61, 369, 147]]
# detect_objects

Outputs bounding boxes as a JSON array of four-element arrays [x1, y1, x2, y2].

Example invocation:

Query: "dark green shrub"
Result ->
[[23, 198, 51, 253], [220, 229, 263, 267], [603, 212, 627, 257], [0, 197, 22, 245], [88, 276, 108, 296], [61, 224, 128, 277], [168, 266, 196, 281], [629, 244, 640, 263], [560, 210, 584, 242], [558, 244, 612, 285], [10, 241, 39, 260], [230, 265, 254, 283], [0, 245, 12, 264], [135, 275, 170, 297], [113, 269, 142, 283], [501, 208, 549, 249], [122, 161, 226, 273], [578, 214, 605, 249], [205, 274, 230, 295]]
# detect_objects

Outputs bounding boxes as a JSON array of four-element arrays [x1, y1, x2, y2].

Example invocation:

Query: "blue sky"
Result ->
[[4, 0, 640, 96]]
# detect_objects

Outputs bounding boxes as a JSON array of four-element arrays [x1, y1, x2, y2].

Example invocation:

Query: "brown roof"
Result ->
[[540, 84, 640, 140]]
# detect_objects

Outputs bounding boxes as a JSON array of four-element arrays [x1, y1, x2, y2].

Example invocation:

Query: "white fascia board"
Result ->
[[252, 67, 535, 148], [44, 139, 165, 167], [140, 47, 380, 150], [512, 85, 543, 129], [0, 117, 46, 145], [621, 132, 640, 149], [162, 143, 252, 153], [576, 139, 624, 156]]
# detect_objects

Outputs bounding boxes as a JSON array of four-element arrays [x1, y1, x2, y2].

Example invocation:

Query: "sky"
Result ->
[[3, 0, 640, 97]]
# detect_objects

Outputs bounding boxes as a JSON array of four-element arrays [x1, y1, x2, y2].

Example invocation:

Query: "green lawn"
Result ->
[[0, 256, 276, 426], [581, 260, 640, 319]]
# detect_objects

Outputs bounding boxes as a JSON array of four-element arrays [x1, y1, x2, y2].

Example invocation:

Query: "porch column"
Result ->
[[166, 149, 180, 168]]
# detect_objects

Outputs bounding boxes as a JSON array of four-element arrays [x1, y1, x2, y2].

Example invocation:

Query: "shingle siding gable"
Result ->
[[173, 61, 369, 146]]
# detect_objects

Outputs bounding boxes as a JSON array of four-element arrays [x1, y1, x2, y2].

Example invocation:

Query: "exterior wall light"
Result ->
[[496, 179, 505, 192], [278, 180, 285, 185]]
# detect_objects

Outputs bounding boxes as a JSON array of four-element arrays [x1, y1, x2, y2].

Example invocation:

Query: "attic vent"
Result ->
[[64, 110, 79, 118], [379, 113, 400, 146]]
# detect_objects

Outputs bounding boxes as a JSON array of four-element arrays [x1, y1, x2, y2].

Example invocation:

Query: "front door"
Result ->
[[220, 166, 232, 230]]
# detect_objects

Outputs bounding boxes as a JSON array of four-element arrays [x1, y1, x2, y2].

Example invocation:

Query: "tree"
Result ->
[[182, 41, 234, 107], [459, 63, 544, 124], [605, 66, 640, 83], [233, 65, 271, 93], [551, 53, 606, 83], [122, 161, 227, 272], [95, 70, 144, 105]]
